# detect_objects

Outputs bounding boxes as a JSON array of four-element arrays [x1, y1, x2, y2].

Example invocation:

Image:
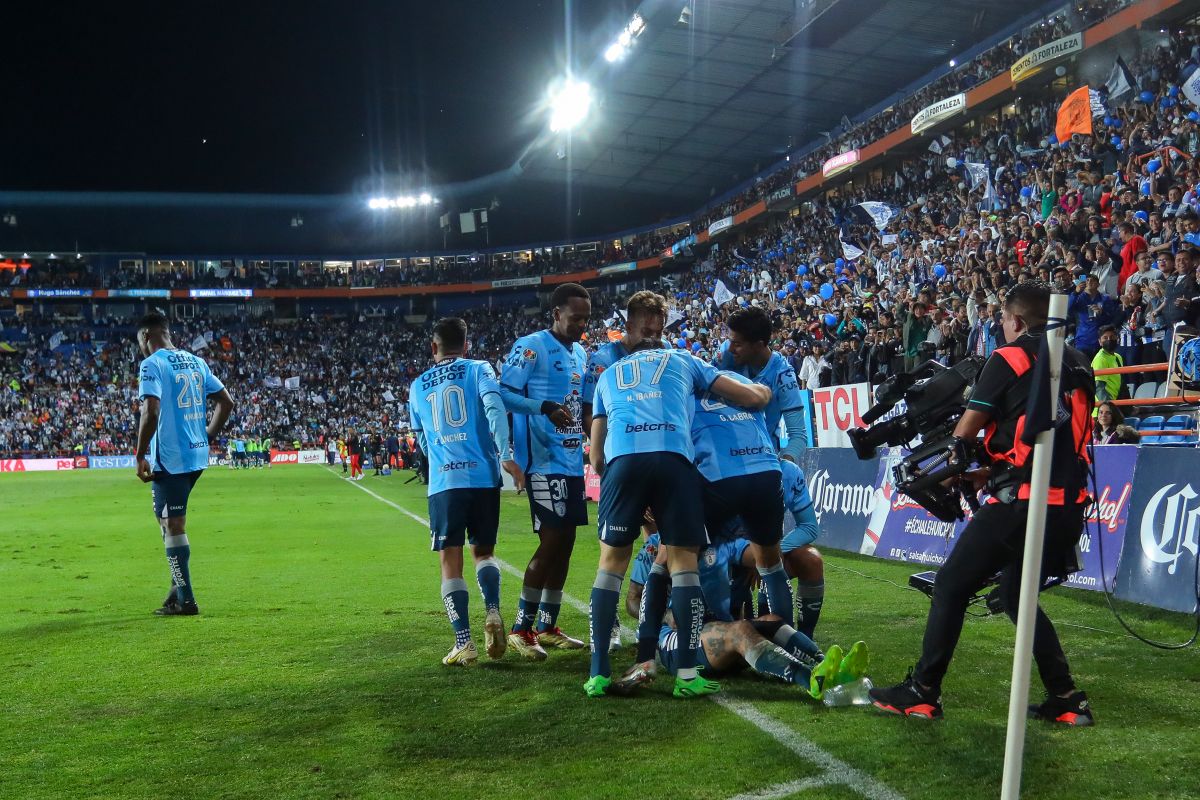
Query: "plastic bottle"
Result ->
[[822, 677, 875, 707]]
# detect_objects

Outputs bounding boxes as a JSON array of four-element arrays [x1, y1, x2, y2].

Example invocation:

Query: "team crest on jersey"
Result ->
[[592, 363, 605, 374], [523, 348, 537, 361], [570, 372, 581, 385]]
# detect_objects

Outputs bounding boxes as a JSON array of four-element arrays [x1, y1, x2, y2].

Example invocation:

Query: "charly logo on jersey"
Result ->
[[1139, 482, 1199, 576], [807, 468, 876, 524]]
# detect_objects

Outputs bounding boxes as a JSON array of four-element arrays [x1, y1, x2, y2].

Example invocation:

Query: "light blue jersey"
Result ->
[[582, 340, 630, 405], [137, 348, 224, 474], [719, 349, 804, 446], [410, 357, 505, 495], [233, 439, 245, 453], [691, 371, 779, 482], [781, 459, 815, 531], [499, 330, 587, 476], [592, 348, 720, 463]]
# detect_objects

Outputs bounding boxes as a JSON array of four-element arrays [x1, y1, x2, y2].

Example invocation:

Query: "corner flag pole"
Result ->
[[1000, 292, 1068, 800]]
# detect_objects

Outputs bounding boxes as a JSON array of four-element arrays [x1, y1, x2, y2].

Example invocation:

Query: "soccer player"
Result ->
[[261, 435, 273, 468], [498, 283, 592, 659], [585, 337, 770, 698], [134, 312, 235, 616], [410, 318, 525, 666], [347, 430, 363, 480], [233, 435, 246, 468], [778, 458, 825, 640], [581, 290, 666, 431], [245, 436, 258, 468]]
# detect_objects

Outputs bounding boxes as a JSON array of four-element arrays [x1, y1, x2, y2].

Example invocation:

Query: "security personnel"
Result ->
[[869, 281, 1097, 726]]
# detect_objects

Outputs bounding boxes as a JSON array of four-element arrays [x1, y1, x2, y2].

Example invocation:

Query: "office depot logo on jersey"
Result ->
[[270, 450, 300, 464], [0, 458, 76, 472]]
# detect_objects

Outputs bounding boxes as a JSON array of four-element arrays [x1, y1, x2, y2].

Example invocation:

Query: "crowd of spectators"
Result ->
[[4, 5, 1199, 457]]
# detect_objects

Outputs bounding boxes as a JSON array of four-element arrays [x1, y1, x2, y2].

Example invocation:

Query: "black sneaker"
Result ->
[[869, 669, 943, 719], [154, 599, 200, 616], [1029, 690, 1094, 726]]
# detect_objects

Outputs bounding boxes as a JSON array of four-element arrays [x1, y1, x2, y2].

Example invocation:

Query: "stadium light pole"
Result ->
[[999, 291, 1068, 800]]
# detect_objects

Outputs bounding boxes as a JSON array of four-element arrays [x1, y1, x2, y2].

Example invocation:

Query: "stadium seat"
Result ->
[[1139, 415, 1165, 445], [1133, 382, 1159, 400], [1123, 416, 1140, 431], [1158, 414, 1198, 447], [1155, 382, 1171, 399]]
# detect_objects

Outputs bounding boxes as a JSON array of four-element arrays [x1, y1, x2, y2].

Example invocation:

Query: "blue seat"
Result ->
[[1158, 414, 1198, 447], [1123, 416, 1141, 430], [1139, 415, 1165, 445]]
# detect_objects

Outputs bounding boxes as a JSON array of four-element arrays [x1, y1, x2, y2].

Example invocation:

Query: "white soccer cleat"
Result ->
[[537, 626, 587, 650], [484, 610, 507, 660], [442, 640, 479, 666], [507, 630, 548, 661], [611, 660, 657, 696], [609, 620, 623, 654]]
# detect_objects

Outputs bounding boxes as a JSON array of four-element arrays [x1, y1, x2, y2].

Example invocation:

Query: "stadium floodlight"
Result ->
[[604, 42, 625, 63], [368, 194, 439, 210], [418, 192, 433, 206], [548, 78, 592, 133]]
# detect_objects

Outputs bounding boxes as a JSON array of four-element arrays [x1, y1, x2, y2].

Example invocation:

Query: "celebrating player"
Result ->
[[134, 312, 235, 616], [585, 333, 770, 698], [499, 283, 592, 659], [409, 317, 524, 666], [581, 290, 666, 431]]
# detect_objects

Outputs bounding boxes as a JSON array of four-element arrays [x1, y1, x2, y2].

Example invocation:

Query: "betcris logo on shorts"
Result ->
[[624, 422, 678, 433], [89, 455, 138, 470]]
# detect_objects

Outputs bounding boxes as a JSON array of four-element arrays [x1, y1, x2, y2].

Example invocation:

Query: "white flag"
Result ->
[[1106, 55, 1136, 102], [928, 139, 943, 154], [1089, 88, 1106, 118], [665, 308, 686, 331], [857, 201, 895, 229], [713, 279, 735, 307], [311, 393, 326, 405], [264, 376, 282, 389], [191, 335, 208, 352], [48, 331, 64, 349], [894, 171, 904, 189], [940, 135, 951, 147], [882, 233, 899, 245], [284, 376, 300, 390], [840, 239, 865, 261], [383, 390, 396, 402], [964, 162, 989, 192], [1183, 65, 1200, 110]]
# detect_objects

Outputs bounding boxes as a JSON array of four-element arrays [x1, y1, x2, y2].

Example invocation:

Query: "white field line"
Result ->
[[328, 469, 904, 800]]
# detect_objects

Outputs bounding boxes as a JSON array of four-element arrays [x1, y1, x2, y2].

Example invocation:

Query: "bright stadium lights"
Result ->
[[603, 11, 646, 63], [548, 78, 592, 133], [368, 194, 439, 210]]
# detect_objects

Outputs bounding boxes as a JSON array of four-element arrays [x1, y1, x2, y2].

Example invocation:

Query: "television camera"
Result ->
[[848, 357, 986, 522]]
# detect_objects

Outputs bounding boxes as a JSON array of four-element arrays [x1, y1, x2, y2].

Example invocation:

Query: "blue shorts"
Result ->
[[429, 487, 500, 551], [598, 453, 707, 549], [152, 470, 203, 519], [701, 471, 785, 547], [527, 473, 588, 532], [656, 624, 714, 676]]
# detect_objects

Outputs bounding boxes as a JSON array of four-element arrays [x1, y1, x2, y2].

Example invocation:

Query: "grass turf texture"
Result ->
[[1, 466, 1197, 800]]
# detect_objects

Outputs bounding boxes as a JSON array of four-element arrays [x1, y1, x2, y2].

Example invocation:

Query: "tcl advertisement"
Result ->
[[0, 458, 77, 472], [811, 382, 871, 448], [270, 450, 300, 465]]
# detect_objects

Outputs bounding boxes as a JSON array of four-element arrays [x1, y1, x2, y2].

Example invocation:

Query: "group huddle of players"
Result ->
[[409, 284, 869, 700]]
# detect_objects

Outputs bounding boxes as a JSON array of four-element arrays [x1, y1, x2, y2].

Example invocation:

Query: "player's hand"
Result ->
[[136, 457, 153, 483], [548, 406, 574, 430], [501, 459, 525, 492]]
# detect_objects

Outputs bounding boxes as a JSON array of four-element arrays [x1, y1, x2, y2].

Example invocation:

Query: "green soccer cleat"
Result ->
[[584, 675, 613, 698], [835, 641, 870, 687], [809, 644, 843, 700], [673, 671, 721, 698]]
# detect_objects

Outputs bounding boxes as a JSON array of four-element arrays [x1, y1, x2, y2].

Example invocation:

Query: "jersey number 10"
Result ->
[[424, 385, 468, 432]]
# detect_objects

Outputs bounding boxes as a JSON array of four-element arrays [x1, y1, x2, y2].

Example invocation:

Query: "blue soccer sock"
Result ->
[[589, 570, 623, 678], [758, 561, 794, 626], [535, 589, 564, 633], [795, 580, 825, 640], [512, 584, 540, 633], [475, 558, 501, 614], [441, 578, 472, 648], [771, 622, 822, 664], [746, 640, 811, 685], [670, 570, 704, 680], [163, 533, 194, 604], [636, 563, 670, 663]]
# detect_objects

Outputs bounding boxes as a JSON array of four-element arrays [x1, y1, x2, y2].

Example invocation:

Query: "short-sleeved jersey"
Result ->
[[137, 348, 224, 474], [691, 371, 780, 482], [629, 532, 662, 585], [582, 340, 630, 405], [593, 348, 721, 463], [719, 349, 804, 445], [501, 330, 587, 475], [780, 459, 814, 532], [410, 357, 503, 496], [234, 439, 245, 452]]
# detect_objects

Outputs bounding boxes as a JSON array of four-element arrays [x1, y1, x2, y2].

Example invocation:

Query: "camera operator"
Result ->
[[870, 281, 1096, 726]]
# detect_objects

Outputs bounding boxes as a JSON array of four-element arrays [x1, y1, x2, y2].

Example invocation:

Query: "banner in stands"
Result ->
[[89, 455, 138, 469], [597, 262, 636, 276], [822, 149, 859, 179], [794, 448, 884, 554], [1010, 32, 1083, 83], [766, 185, 795, 207], [910, 93, 966, 135], [811, 382, 871, 447], [108, 289, 171, 298], [269, 450, 300, 465], [491, 276, 542, 289], [298, 450, 325, 464], [708, 216, 734, 237], [189, 288, 253, 298], [0, 458, 76, 472], [1115, 448, 1200, 613], [26, 289, 93, 298]]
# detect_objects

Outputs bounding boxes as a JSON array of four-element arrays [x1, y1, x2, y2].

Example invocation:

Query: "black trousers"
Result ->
[[913, 501, 1083, 696]]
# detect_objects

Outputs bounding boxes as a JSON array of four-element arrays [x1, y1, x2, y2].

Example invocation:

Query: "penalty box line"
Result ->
[[327, 468, 904, 800]]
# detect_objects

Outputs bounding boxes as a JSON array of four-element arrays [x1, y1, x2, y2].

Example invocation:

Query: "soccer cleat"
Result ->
[[154, 599, 199, 616], [442, 641, 479, 666], [609, 620, 623, 654], [507, 630, 548, 661], [869, 670, 943, 720], [673, 670, 721, 698], [1029, 690, 1094, 726], [835, 641, 870, 687], [484, 610, 507, 660], [610, 660, 656, 696], [536, 626, 587, 650], [809, 644, 843, 700], [583, 675, 613, 698]]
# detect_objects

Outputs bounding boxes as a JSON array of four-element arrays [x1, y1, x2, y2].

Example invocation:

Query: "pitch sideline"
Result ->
[[327, 468, 905, 800]]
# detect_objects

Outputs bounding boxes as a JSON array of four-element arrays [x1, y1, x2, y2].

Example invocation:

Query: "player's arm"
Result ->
[[779, 408, 808, 461], [482, 385, 524, 491], [589, 415, 608, 477], [135, 396, 159, 483], [710, 374, 771, 409], [206, 389, 235, 441]]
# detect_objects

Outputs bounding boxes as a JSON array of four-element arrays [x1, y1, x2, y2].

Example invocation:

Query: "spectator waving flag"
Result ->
[[841, 239, 865, 261], [191, 335, 208, 352], [1105, 55, 1136, 103], [1088, 88, 1106, 118], [964, 162, 989, 192], [713, 279, 735, 307], [1055, 85, 1094, 145], [856, 201, 897, 230], [284, 376, 301, 390]]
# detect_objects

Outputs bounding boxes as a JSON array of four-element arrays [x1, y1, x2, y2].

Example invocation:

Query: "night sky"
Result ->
[[3, 1, 636, 196]]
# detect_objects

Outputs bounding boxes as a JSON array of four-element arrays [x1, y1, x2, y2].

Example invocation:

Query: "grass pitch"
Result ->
[[2, 466, 1198, 800]]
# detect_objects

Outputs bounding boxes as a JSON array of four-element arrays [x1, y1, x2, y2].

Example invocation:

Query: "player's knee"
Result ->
[[165, 516, 187, 536]]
